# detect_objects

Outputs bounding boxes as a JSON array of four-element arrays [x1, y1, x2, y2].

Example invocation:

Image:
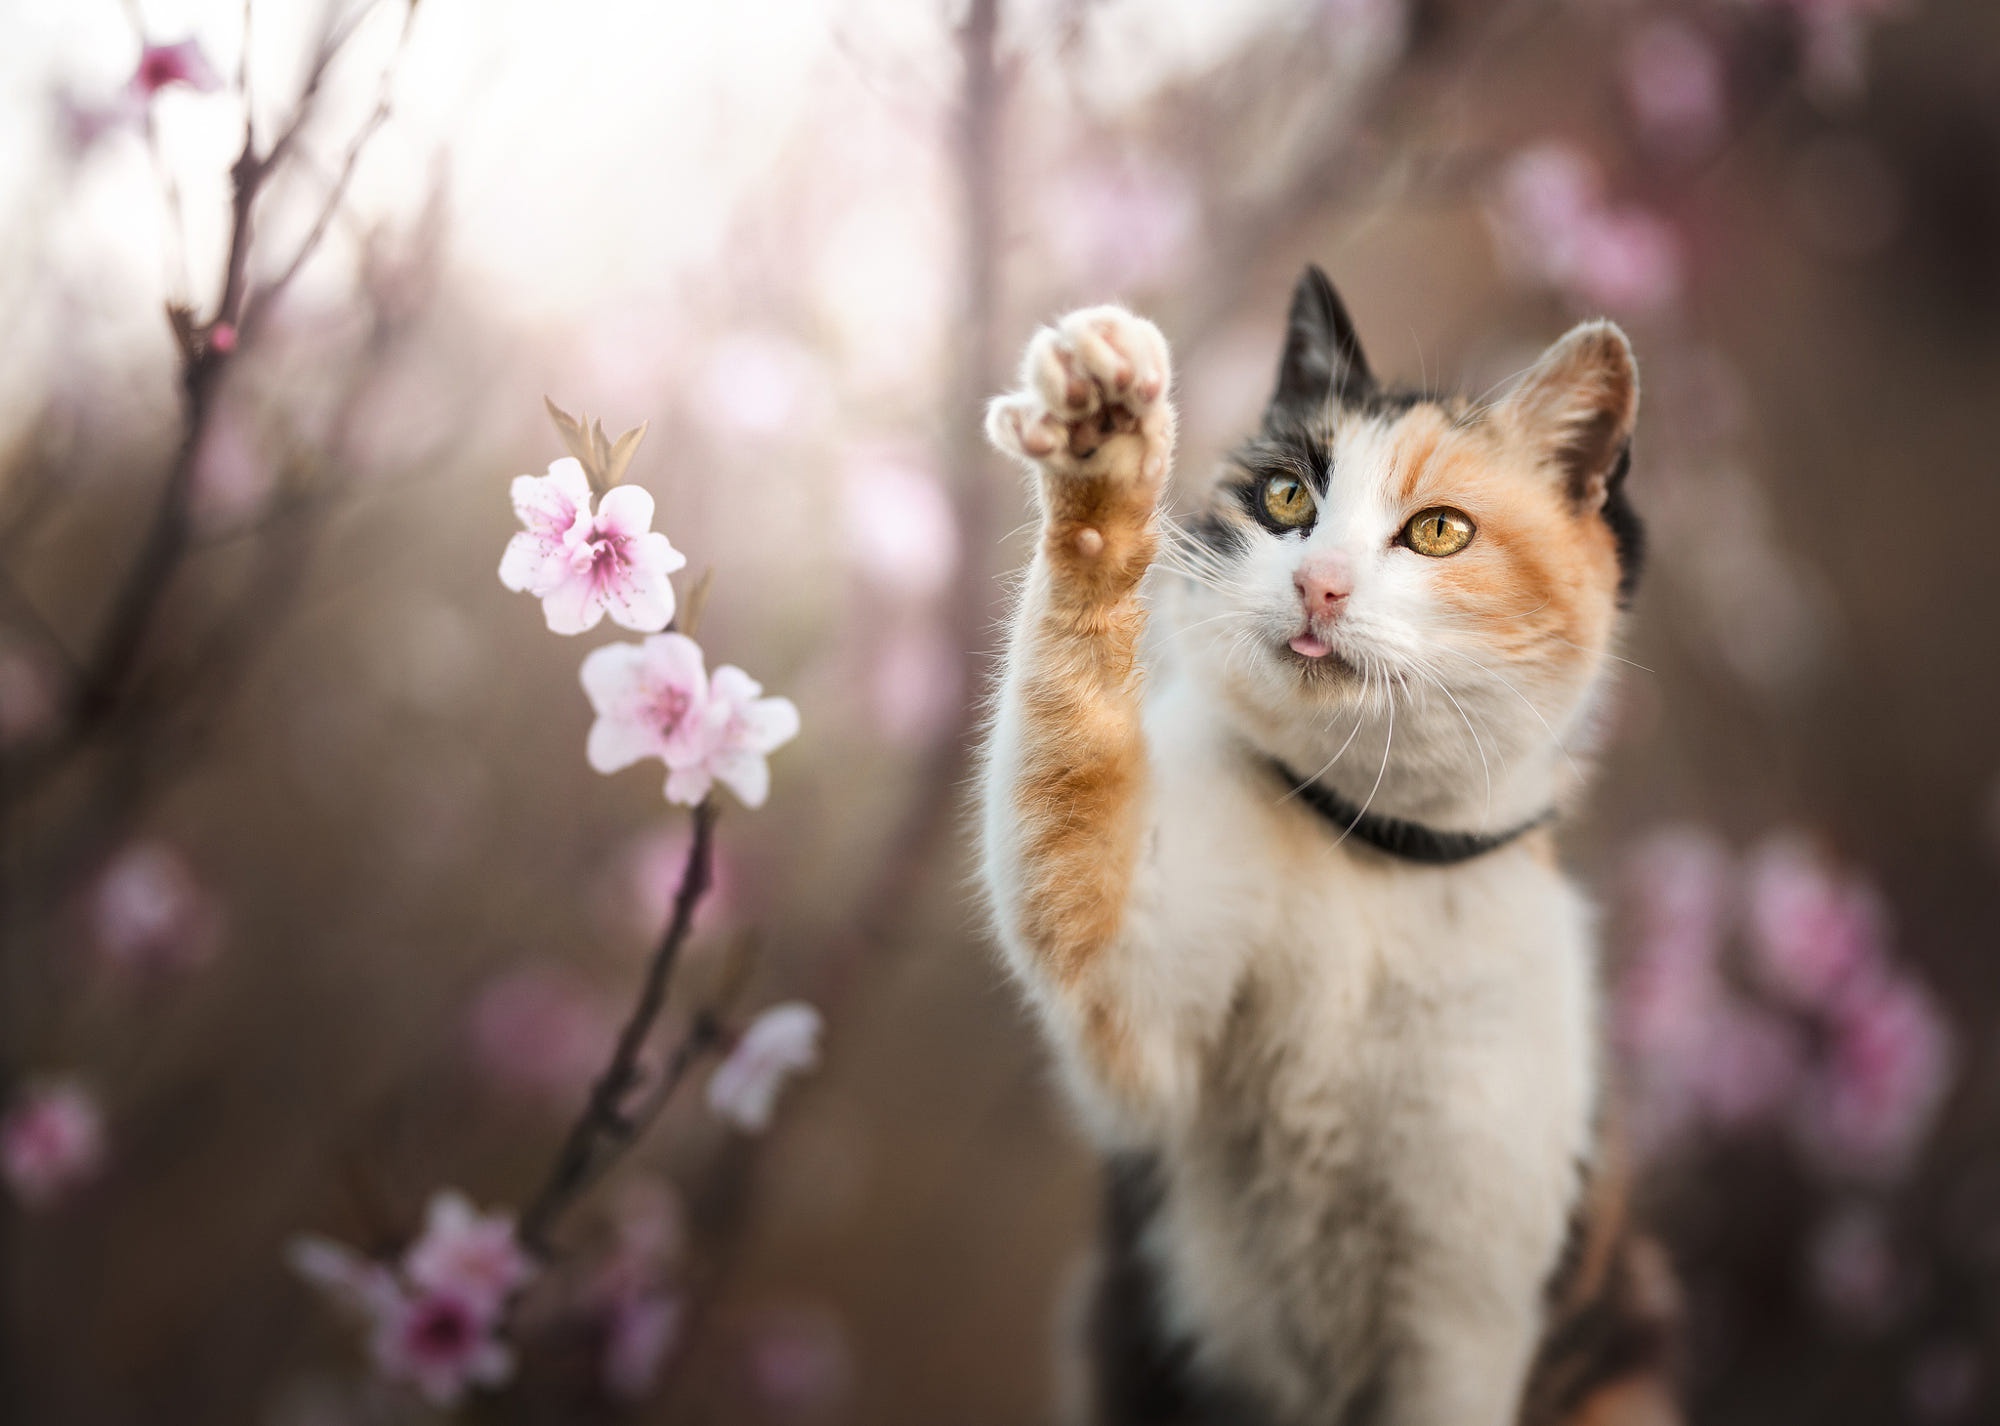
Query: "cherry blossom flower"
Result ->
[[403, 1190, 535, 1317], [582, 636, 799, 808], [695, 665, 802, 809], [1487, 142, 1683, 316], [1745, 836, 1887, 1009], [581, 633, 714, 803], [0, 1079, 105, 1208], [130, 39, 223, 99], [90, 840, 222, 976], [289, 1190, 528, 1408], [1797, 967, 1952, 1177], [1623, 19, 1726, 156], [707, 1002, 823, 1133], [500, 458, 685, 635], [465, 966, 618, 1108]]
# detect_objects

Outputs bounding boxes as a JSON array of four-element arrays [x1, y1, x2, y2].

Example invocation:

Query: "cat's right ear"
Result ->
[[1269, 265, 1373, 417]]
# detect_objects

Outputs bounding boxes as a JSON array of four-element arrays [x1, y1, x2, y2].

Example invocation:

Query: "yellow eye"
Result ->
[[1262, 475, 1315, 529], [1403, 507, 1475, 557]]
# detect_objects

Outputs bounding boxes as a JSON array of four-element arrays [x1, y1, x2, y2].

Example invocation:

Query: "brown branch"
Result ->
[[517, 799, 720, 1255]]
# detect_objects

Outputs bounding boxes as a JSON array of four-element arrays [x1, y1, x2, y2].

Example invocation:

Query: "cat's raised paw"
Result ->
[[985, 306, 1175, 491]]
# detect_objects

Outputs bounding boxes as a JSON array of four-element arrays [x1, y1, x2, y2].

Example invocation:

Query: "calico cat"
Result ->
[[979, 269, 1680, 1426]]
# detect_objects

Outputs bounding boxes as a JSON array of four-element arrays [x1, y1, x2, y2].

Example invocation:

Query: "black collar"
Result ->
[[1265, 756, 1550, 865]]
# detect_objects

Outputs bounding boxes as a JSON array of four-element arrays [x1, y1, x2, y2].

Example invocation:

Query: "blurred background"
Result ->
[[1, 0, 1997, 1422]]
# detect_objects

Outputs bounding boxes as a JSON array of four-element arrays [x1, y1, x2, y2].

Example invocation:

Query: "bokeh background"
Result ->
[[2, 0, 1998, 1422]]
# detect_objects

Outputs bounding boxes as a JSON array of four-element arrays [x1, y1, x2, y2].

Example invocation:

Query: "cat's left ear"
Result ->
[[1269, 265, 1374, 417], [1500, 320, 1639, 511]]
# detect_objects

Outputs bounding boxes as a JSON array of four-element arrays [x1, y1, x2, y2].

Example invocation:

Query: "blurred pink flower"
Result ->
[[602, 1289, 683, 1401], [1623, 19, 1726, 155], [0, 643, 57, 749], [1808, 1202, 1902, 1326], [130, 38, 222, 99], [403, 1190, 535, 1318], [1687, 1003, 1807, 1128], [501, 458, 686, 635], [1745, 836, 1887, 1008], [1487, 143, 1683, 316], [1797, 967, 1952, 1177], [289, 1192, 527, 1408], [581, 633, 715, 803], [1616, 828, 1729, 1061], [55, 88, 143, 156], [872, 621, 962, 743], [0, 1079, 105, 1208], [208, 322, 237, 355], [465, 966, 617, 1107], [610, 823, 735, 938], [91, 840, 222, 976], [708, 1002, 822, 1133], [696, 332, 827, 439], [840, 454, 959, 600], [1042, 159, 1199, 291], [746, 1301, 853, 1417], [371, 1286, 515, 1407], [191, 411, 273, 530]]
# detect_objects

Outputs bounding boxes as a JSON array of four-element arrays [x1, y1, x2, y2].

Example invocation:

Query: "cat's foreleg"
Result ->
[[980, 306, 1179, 1120]]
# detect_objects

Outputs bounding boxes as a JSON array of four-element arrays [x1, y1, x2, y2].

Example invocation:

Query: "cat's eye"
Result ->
[[1261, 474, 1315, 530], [1402, 507, 1475, 558]]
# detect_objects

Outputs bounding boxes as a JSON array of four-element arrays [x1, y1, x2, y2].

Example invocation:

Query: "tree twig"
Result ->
[[517, 798, 720, 1254]]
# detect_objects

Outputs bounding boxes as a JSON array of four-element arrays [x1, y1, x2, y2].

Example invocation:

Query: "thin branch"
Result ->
[[517, 798, 721, 1254]]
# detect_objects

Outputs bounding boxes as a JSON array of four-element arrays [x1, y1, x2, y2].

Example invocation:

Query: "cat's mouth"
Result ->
[[1280, 631, 1359, 679]]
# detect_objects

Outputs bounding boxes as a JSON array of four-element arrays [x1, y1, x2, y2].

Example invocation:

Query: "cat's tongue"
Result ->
[[1289, 632, 1336, 659]]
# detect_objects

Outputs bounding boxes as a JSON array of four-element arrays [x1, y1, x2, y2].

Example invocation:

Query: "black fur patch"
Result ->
[[1600, 440, 1646, 607]]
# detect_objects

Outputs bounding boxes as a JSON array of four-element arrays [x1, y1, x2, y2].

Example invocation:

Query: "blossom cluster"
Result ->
[[290, 1192, 533, 1406], [1616, 827, 1953, 1178], [500, 454, 799, 807], [1486, 143, 1683, 317]]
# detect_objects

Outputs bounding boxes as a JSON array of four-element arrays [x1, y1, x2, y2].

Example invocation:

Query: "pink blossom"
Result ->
[[1042, 158, 1200, 291], [603, 1289, 683, 1401], [465, 966, 617, 1108], [1745, 836, 1886, 1008], [1487, 143, 1683, 316], [288, 1194, 526, 1409], [581, 633, 714, 804], [0, 1079, 105, 1208], [839, 453, 959, 600], [1623, 20, 1726, 156], [208, 323, 237, 355], [695, 664, 802, 809], [707, 1002, 822, 1133], [0, 644, 57, 749], [192, 411, 274, 529], [91, 840, 221, 976], [130, 39, 222, 99], [371, 1286, 516, 1407], [402, 1190, 535, 1318], [1687, 1003, 1806, 1128], [500, 458, 686, 636], [582, 636, 800, 809], [54, 88, 143, 156], [1797, 967, 1952, 1177]]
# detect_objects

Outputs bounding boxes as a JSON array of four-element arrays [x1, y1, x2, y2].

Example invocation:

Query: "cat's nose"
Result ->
[[1294, 553, 1354, 614]]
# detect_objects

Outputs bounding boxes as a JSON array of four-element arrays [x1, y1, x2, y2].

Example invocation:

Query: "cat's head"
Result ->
[[1167, 266, 1643, 829]]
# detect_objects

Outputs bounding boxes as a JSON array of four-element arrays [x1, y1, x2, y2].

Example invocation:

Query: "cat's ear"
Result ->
[[1269, 265, 1373, 416], [1500, 319, 1638, 510]]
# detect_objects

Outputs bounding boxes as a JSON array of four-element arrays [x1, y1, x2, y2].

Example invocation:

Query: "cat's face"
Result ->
[[1168, 267, 1642, 826]]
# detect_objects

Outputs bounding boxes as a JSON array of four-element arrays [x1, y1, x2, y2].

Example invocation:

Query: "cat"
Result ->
[[978, 268, 1680, 1426]]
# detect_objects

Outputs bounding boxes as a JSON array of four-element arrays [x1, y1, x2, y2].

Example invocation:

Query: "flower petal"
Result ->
[[589, 714, 666, 774], [580, 642, 651, 716], [740, 694, 801, 754], [595, 484, 657, 540], [664, 764, 712, 806], [499, 531, 566, 594], [542, 573, 606, 636], [600, 561, 675, 634], [710, 749, 771, 809]]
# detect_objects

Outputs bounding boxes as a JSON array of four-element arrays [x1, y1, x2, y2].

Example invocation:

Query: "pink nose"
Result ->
[[1294, 553, 1354, 613]]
